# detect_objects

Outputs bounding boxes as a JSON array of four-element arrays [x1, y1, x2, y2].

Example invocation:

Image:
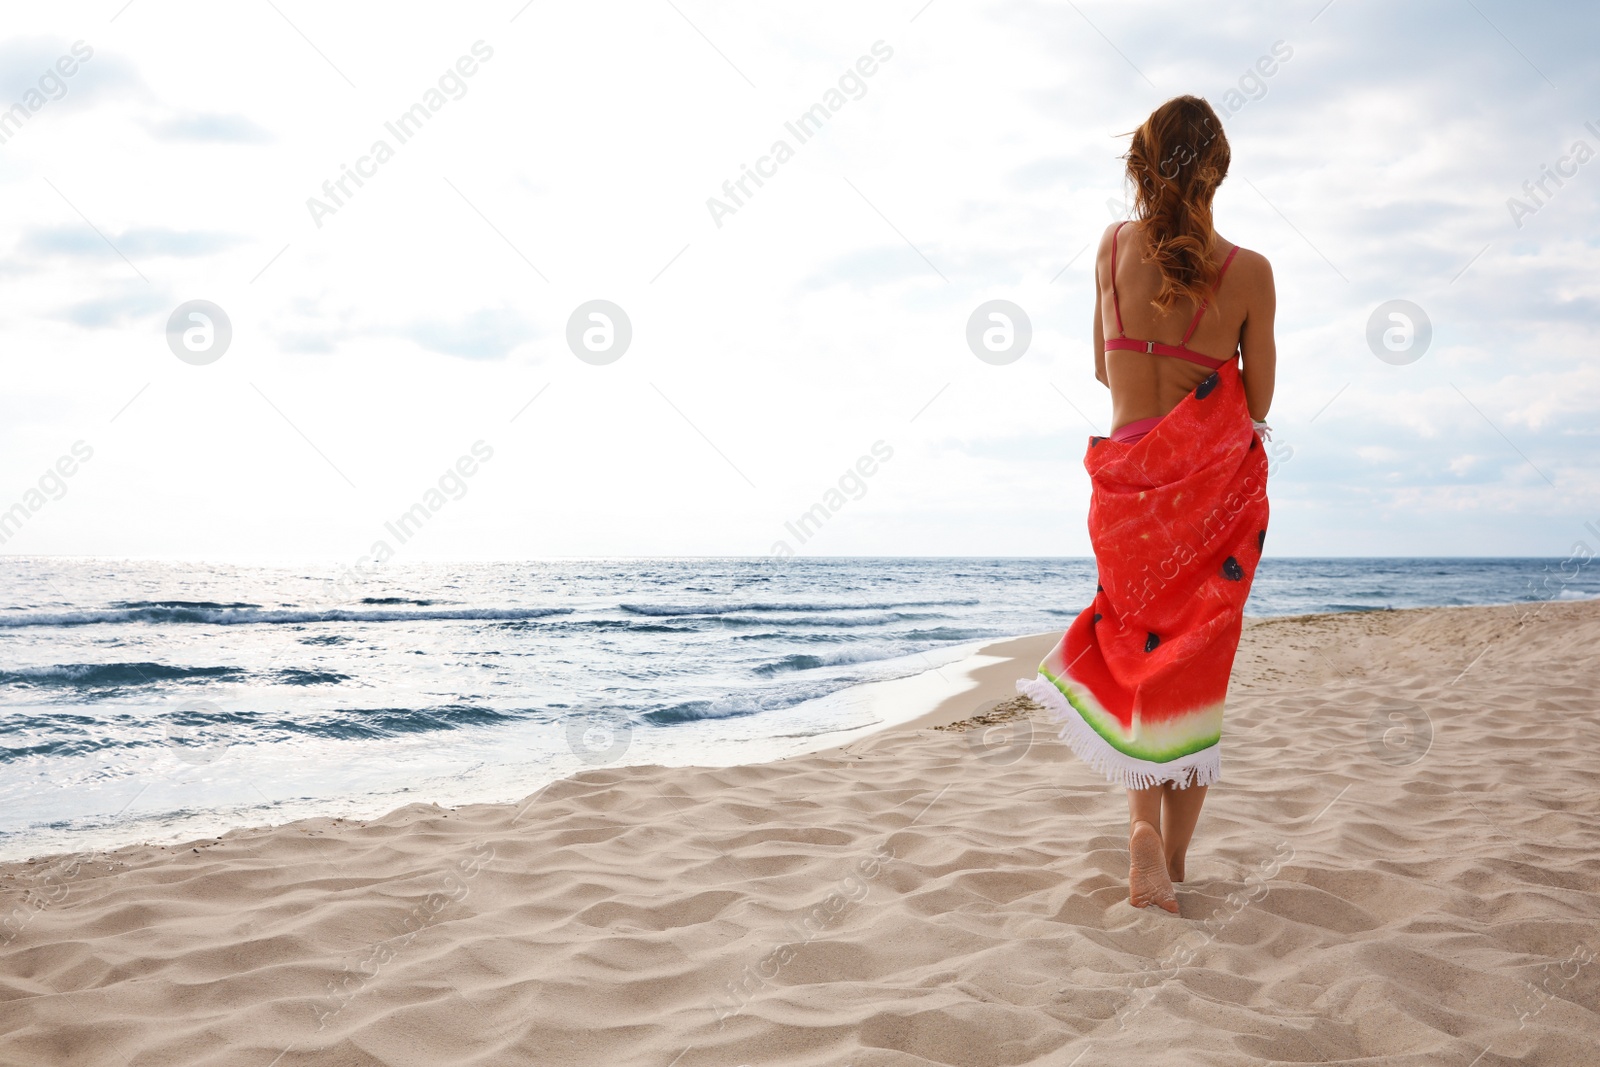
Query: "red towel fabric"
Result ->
[[1018, 362, 1270, 789]]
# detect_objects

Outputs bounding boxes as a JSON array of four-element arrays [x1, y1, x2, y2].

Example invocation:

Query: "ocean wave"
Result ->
[[274, 669, 350, 686], [642, 697, 765, 725], [0, 735, 132, 762], [618, 598, 978, 617], [112, 599, 261, 610], [695, 611, 952, 630], [0, 662, 244, 688], [752, 646, 906, 677], [548, 618, 700, 634], [309, 704, 516, 740], [899, 626, 993, 642], [0, 703, 515, 763], [730, 631, 848, 643], [0, 605, 574, 628]]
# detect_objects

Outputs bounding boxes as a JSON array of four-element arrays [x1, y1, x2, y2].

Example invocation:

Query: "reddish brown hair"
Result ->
[[1123, 95, 1230, 314]]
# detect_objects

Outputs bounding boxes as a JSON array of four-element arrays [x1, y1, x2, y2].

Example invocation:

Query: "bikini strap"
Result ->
[[1178, 243, 1240, 346], [1109, 222, 1128, 338]]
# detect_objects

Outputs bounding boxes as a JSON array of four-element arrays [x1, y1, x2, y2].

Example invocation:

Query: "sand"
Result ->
[[2, 600, 1598, 1066]]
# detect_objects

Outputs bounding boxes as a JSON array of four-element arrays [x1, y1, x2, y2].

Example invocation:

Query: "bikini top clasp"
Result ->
[[1106, 221, 1241, 372]]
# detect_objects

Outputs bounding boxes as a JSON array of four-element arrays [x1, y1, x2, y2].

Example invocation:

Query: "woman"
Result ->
[[1018, 95, 1276, 915]]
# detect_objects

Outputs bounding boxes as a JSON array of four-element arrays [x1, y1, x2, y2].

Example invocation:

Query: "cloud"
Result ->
[[0, 37, 144, 111], [276, 329, 341, 355], [1007, 148, 1118, 192], [1, 3, 1597, 556], [147, 112, 274, 144], [53, 287, 172, 328], [802, 246, 942, 289], [265, 303, 539, 359], [404, 308, 539, 360], [940, 429, 1080, 462], [18, 226, 242, 259]]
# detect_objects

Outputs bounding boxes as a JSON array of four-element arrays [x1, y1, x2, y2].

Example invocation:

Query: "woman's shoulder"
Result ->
[[1097, 219, 1141, 261], [1099, 219, 1130, 247], [1095, 220, 1131, 274], [1222, 241, 1274, 283], [1227, 243, 1269, 264]]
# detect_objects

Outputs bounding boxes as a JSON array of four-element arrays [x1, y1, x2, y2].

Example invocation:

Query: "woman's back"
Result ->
[[1095, 219, 1276, 431]]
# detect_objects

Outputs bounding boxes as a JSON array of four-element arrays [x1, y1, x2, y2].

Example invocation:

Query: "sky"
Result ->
[[1, 0, 1597, 562]]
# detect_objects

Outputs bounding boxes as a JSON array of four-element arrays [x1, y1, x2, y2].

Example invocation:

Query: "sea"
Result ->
[[2, 556, 1596, 861]]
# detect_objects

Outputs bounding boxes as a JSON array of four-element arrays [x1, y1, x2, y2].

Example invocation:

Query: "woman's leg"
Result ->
[[1126, 786, 1178, 913], [1159, 782, 1208, 882], [1128, 785, 1164, 835]]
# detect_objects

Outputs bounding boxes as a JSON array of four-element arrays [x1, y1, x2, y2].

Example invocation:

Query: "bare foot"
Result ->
[[1166, 852, 1185, 883], [1129, 820, 1179, 914]]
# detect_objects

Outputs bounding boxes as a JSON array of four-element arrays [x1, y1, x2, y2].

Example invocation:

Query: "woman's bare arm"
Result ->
[[1093, 227, 1110, 387], [1239, 253, 1276, 421]]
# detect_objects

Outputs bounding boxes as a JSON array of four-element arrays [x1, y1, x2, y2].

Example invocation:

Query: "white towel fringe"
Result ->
[[1016, 676, 1220, 791]]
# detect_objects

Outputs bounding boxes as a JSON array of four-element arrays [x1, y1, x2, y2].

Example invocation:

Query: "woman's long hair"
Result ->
[[1123, 96, 1230, 314]]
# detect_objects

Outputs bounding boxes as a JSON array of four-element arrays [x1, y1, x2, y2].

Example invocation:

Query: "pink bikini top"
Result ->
[[1104, 221, 1240, 370]]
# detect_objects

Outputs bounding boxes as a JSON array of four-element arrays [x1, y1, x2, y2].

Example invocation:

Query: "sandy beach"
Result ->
[[3, 599, 1598, 1066]]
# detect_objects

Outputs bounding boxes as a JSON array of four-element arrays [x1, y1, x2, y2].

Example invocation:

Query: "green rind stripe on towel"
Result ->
[[1041, 666, 1221, 763]]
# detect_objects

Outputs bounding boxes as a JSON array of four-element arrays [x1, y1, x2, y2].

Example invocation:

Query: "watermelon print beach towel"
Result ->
[[1018, 361, 1270, 789]]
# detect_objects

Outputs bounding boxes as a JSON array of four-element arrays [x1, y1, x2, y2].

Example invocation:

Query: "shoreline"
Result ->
[[2, 596, 1588, 869], [0, 632, 1059, 868], [4, 596, 1596, 869], [4, 597, 1598, 1064]]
